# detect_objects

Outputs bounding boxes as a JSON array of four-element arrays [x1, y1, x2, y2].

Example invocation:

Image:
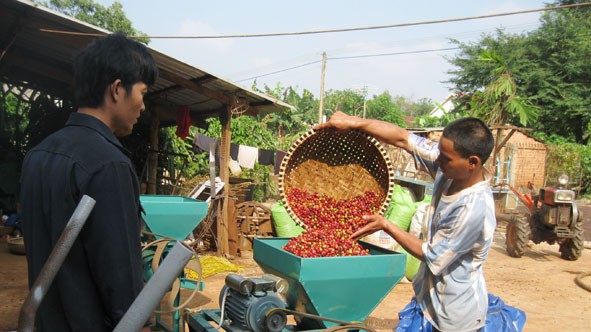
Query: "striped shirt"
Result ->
[[407, 133, 496, 332]]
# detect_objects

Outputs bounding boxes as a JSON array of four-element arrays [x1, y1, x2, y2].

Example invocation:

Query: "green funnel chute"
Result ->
[[140, 195, 208, 240]]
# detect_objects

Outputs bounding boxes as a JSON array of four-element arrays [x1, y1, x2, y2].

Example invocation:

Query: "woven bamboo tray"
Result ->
[[278, 128, 395, 228]]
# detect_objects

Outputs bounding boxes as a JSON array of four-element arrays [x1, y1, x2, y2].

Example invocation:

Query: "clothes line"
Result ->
[[193, 133, 286, 174]]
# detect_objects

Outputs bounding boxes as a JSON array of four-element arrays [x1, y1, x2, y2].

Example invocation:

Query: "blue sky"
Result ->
[[94, 0, 548, 103]]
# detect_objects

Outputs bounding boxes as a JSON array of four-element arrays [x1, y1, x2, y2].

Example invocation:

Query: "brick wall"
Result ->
[[494, 129, 546, 190]]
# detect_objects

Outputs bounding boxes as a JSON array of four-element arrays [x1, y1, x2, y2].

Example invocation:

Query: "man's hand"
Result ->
[[350, 215, 390, 242], [352, 214, 425, 260], [314, 111, 363, 131]]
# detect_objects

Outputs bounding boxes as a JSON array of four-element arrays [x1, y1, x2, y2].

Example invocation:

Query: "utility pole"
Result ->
[[318, 52, 327, 124], [363, 98, 367, 119]]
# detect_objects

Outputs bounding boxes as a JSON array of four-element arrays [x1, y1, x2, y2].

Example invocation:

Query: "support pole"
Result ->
[[18, 196, 96, 332], [148, 107, 160, 194], [218, 106, 231, 256], [318, 52, 327, 124]]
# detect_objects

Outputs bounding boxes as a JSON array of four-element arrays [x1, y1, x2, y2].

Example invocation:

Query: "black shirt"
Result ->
[[20, 112, 145, 331]]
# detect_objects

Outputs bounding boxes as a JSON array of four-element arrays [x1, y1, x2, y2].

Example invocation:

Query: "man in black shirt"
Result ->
[[20, 32, 158, 331]]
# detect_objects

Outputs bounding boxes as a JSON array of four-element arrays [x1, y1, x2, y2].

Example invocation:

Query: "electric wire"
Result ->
[[39, 2, 591, 39], [235, 47, 460, 83], [235, 59, 322, 82]]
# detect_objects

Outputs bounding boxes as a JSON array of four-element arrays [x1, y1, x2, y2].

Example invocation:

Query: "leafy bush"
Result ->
[[538, 133, 590, 197]]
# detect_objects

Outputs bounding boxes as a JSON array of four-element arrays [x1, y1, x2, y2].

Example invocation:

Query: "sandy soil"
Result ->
[[1, 218, 590, 332]]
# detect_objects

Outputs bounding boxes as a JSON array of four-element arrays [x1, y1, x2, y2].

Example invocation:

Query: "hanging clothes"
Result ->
[[230, 143, 240, 160], [193, 133, 217, 153], [258, 148, 275, 166], [237, 145, 258, 169], [175, 105, 191, 140]]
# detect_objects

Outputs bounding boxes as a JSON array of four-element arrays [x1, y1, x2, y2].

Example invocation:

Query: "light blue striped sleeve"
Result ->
[[407, 133, 439, 179]]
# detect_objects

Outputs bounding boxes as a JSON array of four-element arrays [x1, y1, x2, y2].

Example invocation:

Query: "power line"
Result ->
[[235, 59, 322, 83], [40, 2, 591, 39], [235, 47, 460, 82], [330, 47, 459, 60]]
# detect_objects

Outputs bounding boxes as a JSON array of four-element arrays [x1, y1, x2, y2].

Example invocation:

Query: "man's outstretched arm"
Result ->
[[314, 111, 411, 152]]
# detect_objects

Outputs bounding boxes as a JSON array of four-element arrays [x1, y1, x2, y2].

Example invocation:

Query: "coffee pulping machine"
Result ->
[[186, 238, 406, 332]]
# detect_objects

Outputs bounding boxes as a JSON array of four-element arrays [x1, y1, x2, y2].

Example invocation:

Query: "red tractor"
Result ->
[[504, 174, 584, 261]]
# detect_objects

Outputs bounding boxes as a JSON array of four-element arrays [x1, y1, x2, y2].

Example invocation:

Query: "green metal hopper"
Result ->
[[253, 238, 406, 330], [140, 195, 208, 332], [140, 195, 208, 240]]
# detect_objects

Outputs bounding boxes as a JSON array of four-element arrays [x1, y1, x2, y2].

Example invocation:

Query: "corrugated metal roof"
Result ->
[[0, 0, 293, 127]]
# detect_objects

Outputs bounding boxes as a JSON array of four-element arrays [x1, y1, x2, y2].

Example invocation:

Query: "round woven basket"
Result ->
[[8, 237, 26, 255], [278, 128, 395, 228]]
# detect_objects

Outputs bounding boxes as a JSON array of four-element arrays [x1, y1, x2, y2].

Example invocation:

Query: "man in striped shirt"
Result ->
[[316, 112, 496, 332]]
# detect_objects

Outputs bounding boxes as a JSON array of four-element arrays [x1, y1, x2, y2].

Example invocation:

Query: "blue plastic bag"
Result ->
[[396, 294, 526, 332], [396, 298, 432, 332], [482, 294, 526, 332]]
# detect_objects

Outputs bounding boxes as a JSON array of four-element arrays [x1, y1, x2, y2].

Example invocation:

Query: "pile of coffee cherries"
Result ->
[[282, 188, 384, 258]]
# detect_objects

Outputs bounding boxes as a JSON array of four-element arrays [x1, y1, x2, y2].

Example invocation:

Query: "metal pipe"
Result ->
[[114, 241, 194, 332], [17, 195, 96, 332]]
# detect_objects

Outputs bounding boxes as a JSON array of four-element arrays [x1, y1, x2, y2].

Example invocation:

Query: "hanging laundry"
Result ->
[[230, 143, 239, 160], [274, 150, 286, 175], [193, 133, 217, 153], [258, 148, 275, 166], [175, 105, 191, 140], [238, 145, 258, 169]]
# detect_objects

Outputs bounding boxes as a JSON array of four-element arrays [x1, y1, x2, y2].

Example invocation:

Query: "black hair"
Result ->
[[442, 117, 494, 164], [73, 32, 158, 108]]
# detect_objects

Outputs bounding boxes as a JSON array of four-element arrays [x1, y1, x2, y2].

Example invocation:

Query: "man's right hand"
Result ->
[[314, 111, 363, 131]]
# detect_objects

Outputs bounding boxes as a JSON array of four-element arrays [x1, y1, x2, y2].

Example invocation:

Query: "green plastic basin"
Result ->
[[140, 195, 208, 240], [253, 237, 406, 329]]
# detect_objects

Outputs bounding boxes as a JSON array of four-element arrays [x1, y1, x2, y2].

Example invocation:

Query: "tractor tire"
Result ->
[[506, 215, 530, 258], [559, 211, 584, 261]]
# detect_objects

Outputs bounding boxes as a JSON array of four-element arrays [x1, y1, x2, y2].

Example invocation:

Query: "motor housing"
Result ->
[[220, 274, 287, 332]]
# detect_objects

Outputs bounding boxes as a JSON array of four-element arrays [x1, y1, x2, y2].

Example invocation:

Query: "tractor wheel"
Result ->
[[559, 211, 584, 261], [506, 215, 530, 258]]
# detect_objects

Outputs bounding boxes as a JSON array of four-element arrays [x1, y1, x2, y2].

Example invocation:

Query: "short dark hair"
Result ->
[[442, 117, 494, 164], [73, 32, 158, 108]]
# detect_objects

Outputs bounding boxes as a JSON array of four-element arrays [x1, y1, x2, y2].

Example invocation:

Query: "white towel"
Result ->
[[238, 145, 258, 169]]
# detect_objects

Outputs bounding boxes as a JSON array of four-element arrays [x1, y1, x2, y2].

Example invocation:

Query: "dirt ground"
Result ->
[[1, 217, 590, 332]]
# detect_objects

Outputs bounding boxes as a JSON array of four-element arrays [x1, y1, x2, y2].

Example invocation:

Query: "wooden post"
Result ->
[[217, 106, 231, 256], [147, 107, 160, 194], [492, 127, 517, 184], [227, 197, 238, 256]]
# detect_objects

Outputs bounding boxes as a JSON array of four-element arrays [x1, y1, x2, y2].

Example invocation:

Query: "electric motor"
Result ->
[[220, 274, 287, 332]]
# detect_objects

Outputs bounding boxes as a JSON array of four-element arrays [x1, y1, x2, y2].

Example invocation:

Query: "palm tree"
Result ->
[[470, 49, 538, 127]]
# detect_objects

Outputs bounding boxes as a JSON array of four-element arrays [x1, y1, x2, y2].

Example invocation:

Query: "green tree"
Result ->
[[446, 1, 590, 143], [42, 0, 150, 43], [519, 0, 591, 143], [469, 50, 538, 126], [446, 31, 538, 126], [322, 89, 367, 119], [255, 83, 314, 149], [394, 95, 434, 117], [366, 92, 405, 127]]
